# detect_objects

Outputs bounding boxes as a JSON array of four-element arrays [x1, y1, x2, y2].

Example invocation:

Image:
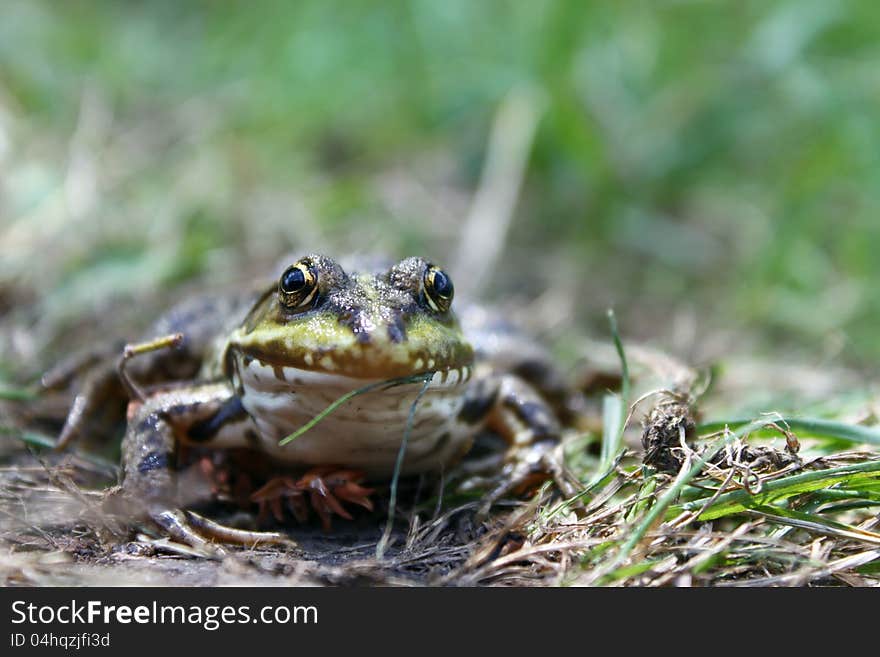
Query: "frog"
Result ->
[[51, 254, 581, 547]]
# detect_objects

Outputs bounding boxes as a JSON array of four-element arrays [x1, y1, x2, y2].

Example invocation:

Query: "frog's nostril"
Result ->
[[387, 319, 407, 344], [352, 326, 372, 344], [338, 310, 374, 344]]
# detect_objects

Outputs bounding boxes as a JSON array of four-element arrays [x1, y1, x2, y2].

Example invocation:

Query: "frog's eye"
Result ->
[[279, 262, 318, 310], [423, 265, 454, 312]]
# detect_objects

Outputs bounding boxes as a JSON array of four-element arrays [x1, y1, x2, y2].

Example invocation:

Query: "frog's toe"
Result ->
[[321, 469, 375, 511], [55, 393, 89, 450], [251, 476, 298, 523], [250, 467, 375, 531], [332, 481, 375, 511], [150, 509, 216, 551], [475, 443, 581, 517], [47, 347, 129, 451], [475, 470, 547, 518], [150, 508, 292, 552]]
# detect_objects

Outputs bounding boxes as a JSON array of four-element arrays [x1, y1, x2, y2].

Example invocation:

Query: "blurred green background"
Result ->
[[2, 0, 879, 381]]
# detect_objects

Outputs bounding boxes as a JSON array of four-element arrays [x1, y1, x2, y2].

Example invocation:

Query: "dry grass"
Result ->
[[2, 373, 879, 587]]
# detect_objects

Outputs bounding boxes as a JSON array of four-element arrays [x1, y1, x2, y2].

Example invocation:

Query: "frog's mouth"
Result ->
[[228, 312, 474, 381], [235, 354, 474, 399]]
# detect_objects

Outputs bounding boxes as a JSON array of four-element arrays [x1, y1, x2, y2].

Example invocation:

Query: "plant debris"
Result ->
[[641, 394, 699, 473], [3, 369, 879, 587]]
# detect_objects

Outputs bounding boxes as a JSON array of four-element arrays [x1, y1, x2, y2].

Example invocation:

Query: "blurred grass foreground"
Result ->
[[2, 0, 880, 382]]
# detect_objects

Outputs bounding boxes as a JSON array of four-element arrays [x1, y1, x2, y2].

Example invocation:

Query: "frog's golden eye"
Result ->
[[279, 262, 318, 309], [423, 265, 454, 312]]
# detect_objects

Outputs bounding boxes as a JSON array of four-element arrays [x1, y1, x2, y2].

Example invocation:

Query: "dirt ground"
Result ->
[[3, 349, 879, 588]]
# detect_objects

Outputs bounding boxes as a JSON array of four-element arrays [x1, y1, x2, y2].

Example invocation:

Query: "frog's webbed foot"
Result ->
[[251, 467, 375, 531]]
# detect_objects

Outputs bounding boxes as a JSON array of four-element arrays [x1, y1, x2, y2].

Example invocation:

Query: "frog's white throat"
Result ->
[[233, 356, 474, 475]]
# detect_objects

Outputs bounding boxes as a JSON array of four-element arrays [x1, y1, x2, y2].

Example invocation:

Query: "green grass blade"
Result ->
[[0, 386, 38, 401], [279, 372, 435, 445], [673, 460, 880, 520], [596, 419, 769, 582], [598, 309, 630, 474], [607, 309, 631, 407], [376, 372, 434, 559], [746, 504, 880, 546], [698, 417, 880, 447], [600, 394, 624, 469], [1, 426, 119, 475]]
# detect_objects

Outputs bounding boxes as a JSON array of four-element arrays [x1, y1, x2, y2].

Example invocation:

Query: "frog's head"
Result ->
[[229, 254, 474, 380]]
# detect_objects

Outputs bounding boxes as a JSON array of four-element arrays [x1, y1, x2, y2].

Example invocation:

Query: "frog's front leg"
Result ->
[[459, 373, 581, 513], [119, 382, 288, 548]]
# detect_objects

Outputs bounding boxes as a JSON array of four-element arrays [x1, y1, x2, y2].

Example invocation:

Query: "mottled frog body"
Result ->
[[58, 253, 577, 543]]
